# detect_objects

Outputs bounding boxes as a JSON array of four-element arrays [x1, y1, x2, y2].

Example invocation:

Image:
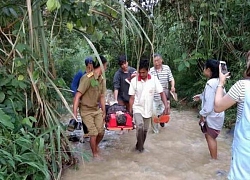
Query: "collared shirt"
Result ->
[[77, 71, 106, 113], [113, 66, 136, 102], [150, 64, 174, 101], [199, 78, 225, 130], [129, 74, 163, 118]]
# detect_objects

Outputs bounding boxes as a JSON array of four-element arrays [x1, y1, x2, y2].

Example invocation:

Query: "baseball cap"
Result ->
[[85, 56, 93, 66]]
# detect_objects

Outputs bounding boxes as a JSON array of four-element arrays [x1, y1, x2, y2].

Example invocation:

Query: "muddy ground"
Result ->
[[61, 109, 232, 180]]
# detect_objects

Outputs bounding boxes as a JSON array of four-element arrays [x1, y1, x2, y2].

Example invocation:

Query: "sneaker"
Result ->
[[160, 123, 165, 127], [67, 119, 77, 132], [75, 122, 82, 130], [170, 91, 178, 101], [68, 134, 80, 142], [153, 129, 159, 134], [135, 143, 144, 152], [83, 134, 90, 138]]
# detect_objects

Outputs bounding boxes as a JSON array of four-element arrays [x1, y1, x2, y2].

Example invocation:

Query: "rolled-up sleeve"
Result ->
[[113, 71, 120, 90]]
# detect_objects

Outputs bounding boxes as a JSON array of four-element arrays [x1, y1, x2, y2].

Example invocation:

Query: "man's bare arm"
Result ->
[[73, 91, 82, 119]]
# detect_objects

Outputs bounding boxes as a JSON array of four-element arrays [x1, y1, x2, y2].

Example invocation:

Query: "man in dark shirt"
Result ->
[[113, 55, 136, 110]]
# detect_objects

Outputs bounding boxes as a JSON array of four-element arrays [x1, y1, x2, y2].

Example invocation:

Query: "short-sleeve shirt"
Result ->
[[71, 70, 86, 96], [77, 72, 106, 113], [129, 74, 163, 118], [113, 66, 136, 102], [227, 79, 248, 122], [150, 65, 174, 101], [227, 79, 250, 179]]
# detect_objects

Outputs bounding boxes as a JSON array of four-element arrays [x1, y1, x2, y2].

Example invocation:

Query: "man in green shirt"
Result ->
[[73, 55, 107, 159]]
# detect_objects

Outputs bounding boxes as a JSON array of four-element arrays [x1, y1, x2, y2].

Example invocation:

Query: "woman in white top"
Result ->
[[215, 52, 250, 180], [193, 59, 225, 159]]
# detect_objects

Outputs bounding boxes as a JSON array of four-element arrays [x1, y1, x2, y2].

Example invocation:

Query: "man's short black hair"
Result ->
[[139, 59, 149, 70], [117, 55, 127, 65], [94, 55, 107, 69]]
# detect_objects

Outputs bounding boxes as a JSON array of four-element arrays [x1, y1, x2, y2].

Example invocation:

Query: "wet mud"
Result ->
[[61, 109, 232, 180]]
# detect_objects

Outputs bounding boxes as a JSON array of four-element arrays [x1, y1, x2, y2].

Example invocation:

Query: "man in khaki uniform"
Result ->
[[73, 55, 107, 159]]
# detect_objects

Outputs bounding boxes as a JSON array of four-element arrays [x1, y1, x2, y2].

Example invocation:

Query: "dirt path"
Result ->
[[61, 109, 232, 180]]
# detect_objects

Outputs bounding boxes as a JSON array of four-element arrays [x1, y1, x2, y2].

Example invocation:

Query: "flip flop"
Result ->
[[170, 91, 178, 101]]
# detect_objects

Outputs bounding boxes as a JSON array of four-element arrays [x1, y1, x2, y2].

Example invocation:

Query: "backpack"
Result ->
[[70, 70, 86, 96]]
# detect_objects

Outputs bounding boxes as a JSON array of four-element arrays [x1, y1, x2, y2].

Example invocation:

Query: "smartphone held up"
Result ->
[[220, 61, 230, 78]]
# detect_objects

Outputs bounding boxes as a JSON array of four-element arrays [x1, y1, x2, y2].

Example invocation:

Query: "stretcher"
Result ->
[[105, 113, 135, 131]]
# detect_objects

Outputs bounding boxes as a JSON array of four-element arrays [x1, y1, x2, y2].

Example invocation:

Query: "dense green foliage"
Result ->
[[151, 1, 250, 126], [0, 68, 49, 179], [1, 0, 250, 179]]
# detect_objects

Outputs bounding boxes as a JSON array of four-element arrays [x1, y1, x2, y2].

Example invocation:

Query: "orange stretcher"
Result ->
[[105, 113, 135, 131]]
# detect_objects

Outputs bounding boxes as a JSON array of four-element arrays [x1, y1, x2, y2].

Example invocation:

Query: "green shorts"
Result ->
[[80, 109, 105, 136]]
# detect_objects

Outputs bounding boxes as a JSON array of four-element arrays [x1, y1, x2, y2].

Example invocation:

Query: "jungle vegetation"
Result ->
[[0, 0, 250, 179]]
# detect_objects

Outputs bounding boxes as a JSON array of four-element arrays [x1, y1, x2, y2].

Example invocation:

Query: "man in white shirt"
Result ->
[[129, 59, 169, 152]]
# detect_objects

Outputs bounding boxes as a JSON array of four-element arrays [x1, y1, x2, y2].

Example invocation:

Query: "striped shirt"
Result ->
[[227, 80, 249, 122], [150, 65, 174, 101]]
